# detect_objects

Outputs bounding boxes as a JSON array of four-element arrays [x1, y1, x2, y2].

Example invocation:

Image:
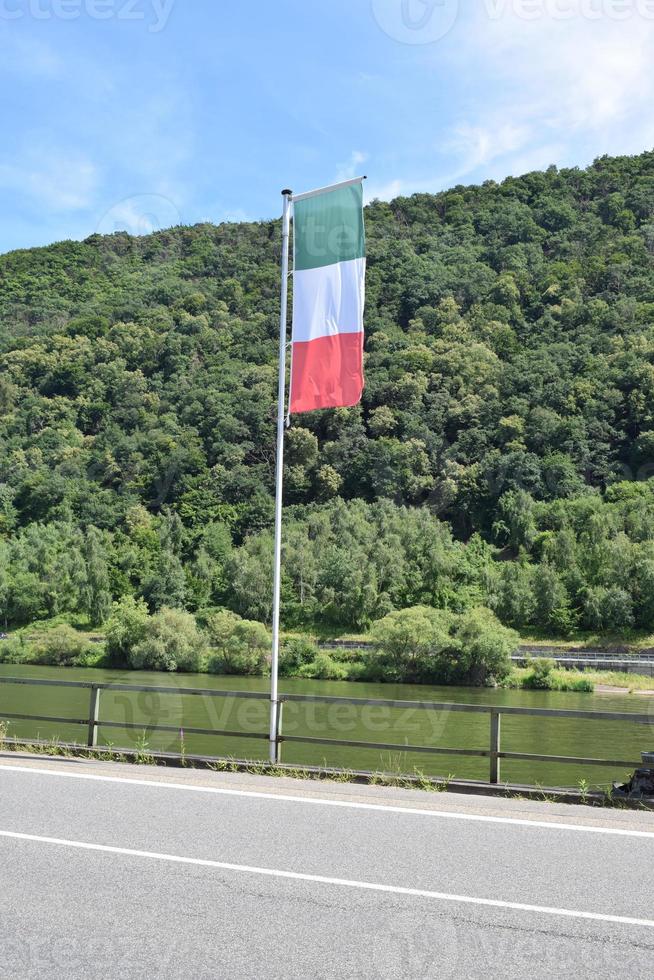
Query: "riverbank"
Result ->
[[2, 637, 654, 695], [508, 665, 654, 695], [2, 617, 654, 695]]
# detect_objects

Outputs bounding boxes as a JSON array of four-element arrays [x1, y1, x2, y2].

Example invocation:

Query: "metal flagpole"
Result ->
[[269, 188, 293, 763]]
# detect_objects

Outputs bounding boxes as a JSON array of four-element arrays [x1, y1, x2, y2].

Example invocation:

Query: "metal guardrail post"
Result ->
[[272, 700, 284, 765], [490, 710, 501, 785], [87, 685, 101, 748]]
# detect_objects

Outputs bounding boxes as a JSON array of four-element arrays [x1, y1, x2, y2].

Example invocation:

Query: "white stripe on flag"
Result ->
[[292, 257, 366, 344]]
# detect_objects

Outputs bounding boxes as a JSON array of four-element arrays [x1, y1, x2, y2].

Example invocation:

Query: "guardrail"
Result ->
[[0, 676, 650, 785], [319, 640, 654, 663]]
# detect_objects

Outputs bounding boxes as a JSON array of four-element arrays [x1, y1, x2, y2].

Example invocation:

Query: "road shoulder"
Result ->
[[1, 750, 653, 833]]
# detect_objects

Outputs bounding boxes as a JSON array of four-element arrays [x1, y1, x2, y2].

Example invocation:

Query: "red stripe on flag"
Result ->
[[290, 332, 364, 414]]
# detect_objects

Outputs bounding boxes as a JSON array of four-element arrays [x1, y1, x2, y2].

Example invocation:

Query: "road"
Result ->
[[0, 756, 653, 978]]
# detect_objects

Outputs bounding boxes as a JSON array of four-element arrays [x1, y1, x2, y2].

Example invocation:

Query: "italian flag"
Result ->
[[289, 179, 366, 415]]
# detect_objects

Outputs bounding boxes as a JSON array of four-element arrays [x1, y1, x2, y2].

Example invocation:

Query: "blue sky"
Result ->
[[1, 0, 653, 253]]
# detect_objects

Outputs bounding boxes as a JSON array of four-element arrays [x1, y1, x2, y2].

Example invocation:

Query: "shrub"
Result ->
[[279, 635, 319, 676], [72, 648, 108, 668], [130, 608, 207, 673], [297, 652, 349, 680], [32, 625, 93, 667], [208, 619, 270, 676], [522, 657, 556, 690], [452, 608, 517, 685], [561, 676, 594, 692], [342, 659, 368, 681], [369, 606, 454, 683], [369, 605, 518, 685], [0, 635, 31, 665], [516, 661, 595, 692], [202, 608, 242, 645], [105, 596, 150, 666]]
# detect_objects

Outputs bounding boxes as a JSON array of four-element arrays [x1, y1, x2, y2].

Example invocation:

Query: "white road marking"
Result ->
[[0, 828, 652, 929], [0, 763, 652, 839]]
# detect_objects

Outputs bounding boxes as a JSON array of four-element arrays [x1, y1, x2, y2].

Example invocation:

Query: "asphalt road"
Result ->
[[0, 757, 653, 978]]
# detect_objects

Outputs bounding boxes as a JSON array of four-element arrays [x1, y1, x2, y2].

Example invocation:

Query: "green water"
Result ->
[[0, 663, 651, 789]]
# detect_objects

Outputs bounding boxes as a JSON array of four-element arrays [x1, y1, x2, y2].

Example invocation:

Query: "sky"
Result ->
[[1, 0, 654, 253]]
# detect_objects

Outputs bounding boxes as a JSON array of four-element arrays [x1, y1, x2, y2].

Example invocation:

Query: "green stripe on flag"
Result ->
[[294, 183, 365, 271]]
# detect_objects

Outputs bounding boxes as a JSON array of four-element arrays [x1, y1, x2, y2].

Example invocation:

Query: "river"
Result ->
[[0, 663, 651, 789]]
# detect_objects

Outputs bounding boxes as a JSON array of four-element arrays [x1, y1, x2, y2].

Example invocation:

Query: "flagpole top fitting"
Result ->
[[281, 189, 293, 197]]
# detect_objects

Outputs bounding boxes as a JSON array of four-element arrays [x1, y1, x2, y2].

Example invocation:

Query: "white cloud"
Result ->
[[372, 2, 654, 201], [452, 3, 654, 161], [364, 124, 532, 201], [0, 148, 99, 212], [365, 177, 405, 202], [444, 121, 531, 174], [485, 142, 568, 179], [336, 150, 369, 183]]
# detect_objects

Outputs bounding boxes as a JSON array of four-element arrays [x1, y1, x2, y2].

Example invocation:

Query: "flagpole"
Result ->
[[269, 188, 293, 764]]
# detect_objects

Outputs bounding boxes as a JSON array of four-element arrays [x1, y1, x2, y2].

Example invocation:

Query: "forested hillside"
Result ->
[[2, 150, 654, 637]]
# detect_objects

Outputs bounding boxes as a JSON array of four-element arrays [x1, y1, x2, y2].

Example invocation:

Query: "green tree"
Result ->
[[228, 533, 274, 623], [105, 596, 150, 666], [142, 552, 186, 611], [2, 150, 654, 643], [490, 562, 535, 628], [452, 607, 517, 685], [533, 563, 576, 634], [208, 619, 270, 675], [81, 527, 112, 625], [130, 607, 207, 672], [494, 491, 536, 551], [369, 606, 454, 683], [32, 625, 93, 667]]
